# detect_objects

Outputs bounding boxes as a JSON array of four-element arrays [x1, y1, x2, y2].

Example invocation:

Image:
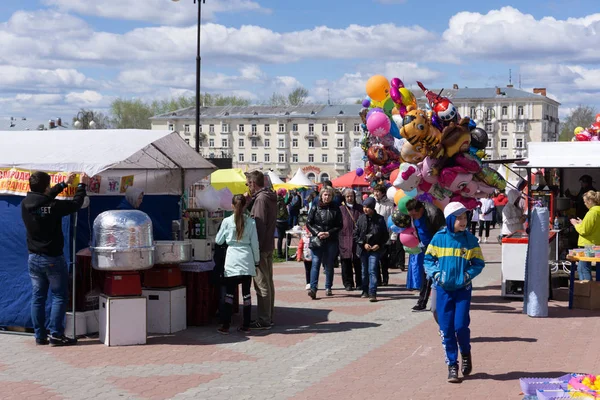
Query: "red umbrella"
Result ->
[[331, 170, 370, 188]]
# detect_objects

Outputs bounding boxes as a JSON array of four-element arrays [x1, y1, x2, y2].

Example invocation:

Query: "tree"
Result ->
[[559, 105, 597, 141], [268, 92, 288, 106], [287, 87, 309, 106], [110, 99, 154, 129], [72, 109, 111, 129]]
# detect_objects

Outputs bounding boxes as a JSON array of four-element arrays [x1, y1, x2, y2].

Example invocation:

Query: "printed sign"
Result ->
[[0, 168, 80, 199]]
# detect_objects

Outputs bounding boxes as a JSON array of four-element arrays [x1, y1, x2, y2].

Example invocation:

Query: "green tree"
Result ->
[[559, 105, 597, 141], [267, 92, 288, 106], [110, 99, 154, 129], [72, 108, 111, 129], [287, 87, 309, 106]]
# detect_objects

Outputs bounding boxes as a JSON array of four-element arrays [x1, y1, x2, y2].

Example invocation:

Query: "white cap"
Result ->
[[444, 202, 467, 219]]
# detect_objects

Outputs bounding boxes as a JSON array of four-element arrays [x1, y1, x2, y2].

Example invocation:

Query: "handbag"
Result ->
[[309, 236, 323, 249]]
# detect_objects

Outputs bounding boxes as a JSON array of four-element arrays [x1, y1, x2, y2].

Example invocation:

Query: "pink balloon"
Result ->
[[367, 112, 391, 137], [389, 86, 403, 105], [400, 227, 419, 248], [391, 77, 404, 89]]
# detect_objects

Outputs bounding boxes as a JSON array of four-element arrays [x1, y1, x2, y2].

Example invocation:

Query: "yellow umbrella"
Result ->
[[273, 182, 304, 191], [210, 168, 247, 195]]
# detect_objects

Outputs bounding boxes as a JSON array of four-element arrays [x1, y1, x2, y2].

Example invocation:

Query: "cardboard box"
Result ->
[[573, 281, 600, 310], [551, 287, 569, 302]]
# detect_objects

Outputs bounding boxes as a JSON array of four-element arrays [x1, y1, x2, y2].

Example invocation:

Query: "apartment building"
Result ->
[[151, 86, 560, 181]]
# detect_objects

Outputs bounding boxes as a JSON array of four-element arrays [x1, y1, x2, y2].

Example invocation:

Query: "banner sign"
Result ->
[[0, 168, 80, 199]]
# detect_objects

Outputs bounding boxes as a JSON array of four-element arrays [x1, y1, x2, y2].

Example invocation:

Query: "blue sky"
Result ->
[[0, 0, 599, 121]]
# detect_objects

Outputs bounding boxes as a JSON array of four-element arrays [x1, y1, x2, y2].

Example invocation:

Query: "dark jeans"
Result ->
[[478, 221, 491, 238], [310, 240, 338, 291], [378, 244, 391, 284], [304, 261, 312, 284], [276, 221, 290, 257], [417, 271, 433, 307], [360, 251, 380, 295], [220, 275, 252, 329], [341, 256, 362, 288], [289, 213, 299, 229], [28, 253, 69, 340], [469, 221, 478, 236]]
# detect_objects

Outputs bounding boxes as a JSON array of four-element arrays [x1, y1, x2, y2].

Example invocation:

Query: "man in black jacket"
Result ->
[[21, 171, 88, 346]]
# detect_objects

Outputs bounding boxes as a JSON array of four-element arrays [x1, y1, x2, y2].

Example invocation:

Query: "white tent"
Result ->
[[266, 170, 285, 185], [0, 129, 216, 194], [289, 168, 315, 186], [518, 142, 600, 168]]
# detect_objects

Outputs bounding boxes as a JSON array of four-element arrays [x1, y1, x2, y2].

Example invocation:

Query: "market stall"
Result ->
[[0, 129, 216, 332]]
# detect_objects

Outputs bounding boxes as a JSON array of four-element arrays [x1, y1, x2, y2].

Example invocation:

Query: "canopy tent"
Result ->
[[0, 130, 216, 329], [331, 170, 370, 188], [210, 168, 247, 195], [289, 168, 316, 186], [517, 142, 600, 169], [266, 170, 305, 191]]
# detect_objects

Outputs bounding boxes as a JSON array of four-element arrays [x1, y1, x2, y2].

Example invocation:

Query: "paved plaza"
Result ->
[[2, 229, 600, 399]]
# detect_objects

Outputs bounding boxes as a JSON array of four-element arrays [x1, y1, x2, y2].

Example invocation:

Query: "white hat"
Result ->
[[444, 202, 467, 219]]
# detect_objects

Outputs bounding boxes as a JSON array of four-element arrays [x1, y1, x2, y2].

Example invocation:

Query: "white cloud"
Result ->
[[14, 94, 63, 105], [443, 6, 600, 63], [0, 66, 91, 89], [43, 0, 271, 25], [65, 90, 104, 105]]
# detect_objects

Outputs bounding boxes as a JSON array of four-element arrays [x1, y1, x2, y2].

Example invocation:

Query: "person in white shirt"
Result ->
[[501, 189, 526, 237], [478, 195, 495, 243]]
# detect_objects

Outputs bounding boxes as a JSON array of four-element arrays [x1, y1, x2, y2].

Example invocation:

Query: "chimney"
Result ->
[[57, 117, 62, 126], [452, 84, 459, 90], [496, 87, 501, 95], [507, 84, 514, 88], [49, 119, 55, 129], [533, 88, 547, 97]]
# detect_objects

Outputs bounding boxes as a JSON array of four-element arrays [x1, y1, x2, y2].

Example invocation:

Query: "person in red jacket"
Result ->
[[492, 191, 508, 229]]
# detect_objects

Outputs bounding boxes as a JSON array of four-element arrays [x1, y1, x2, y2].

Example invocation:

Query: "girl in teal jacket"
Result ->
[[424, 202, 485, 383]]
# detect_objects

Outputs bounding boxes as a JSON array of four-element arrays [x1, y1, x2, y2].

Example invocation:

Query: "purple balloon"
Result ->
[[390, 77, 404, 89], [366, 107, 383, 121], [362, 98, 371, 108], [356, 168, 364, 177]]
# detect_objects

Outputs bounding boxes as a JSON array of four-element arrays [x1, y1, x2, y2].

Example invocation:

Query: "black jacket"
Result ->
[[353, 212, 389, 257], [21, 182, 87, 256], [306, 201, 343, 241]]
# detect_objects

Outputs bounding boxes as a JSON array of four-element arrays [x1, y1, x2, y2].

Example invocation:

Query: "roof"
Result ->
[[0, 117, 72, 131], [414, 87, 560, 105], [518, 142, 600, 168], [152, 105, 330, 120]]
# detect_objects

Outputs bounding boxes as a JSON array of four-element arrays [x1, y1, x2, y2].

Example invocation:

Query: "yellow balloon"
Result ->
[[399, 88, 417, 108], [394, 188, 406, 205], [366, 75, 390, 102], [574, 126, 584, 134]]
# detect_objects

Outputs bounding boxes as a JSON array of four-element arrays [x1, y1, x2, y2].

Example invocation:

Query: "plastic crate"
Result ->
[[519, 374, 574, 396]]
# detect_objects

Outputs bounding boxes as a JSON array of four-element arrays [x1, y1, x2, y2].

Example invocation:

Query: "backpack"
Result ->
[[277, 198, 289, 220]]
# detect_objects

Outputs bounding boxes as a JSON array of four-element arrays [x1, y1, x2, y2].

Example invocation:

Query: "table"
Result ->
[[566, 255, 600, 309], [284, 229, 303, 261]]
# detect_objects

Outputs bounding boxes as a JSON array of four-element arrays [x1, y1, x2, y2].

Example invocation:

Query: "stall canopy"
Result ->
[[517, 142, 600, 168], [266, 170, 304, 191], [331, 170, 370, 188], [289, 168, 315, 186], [210, 168, 247, 194]]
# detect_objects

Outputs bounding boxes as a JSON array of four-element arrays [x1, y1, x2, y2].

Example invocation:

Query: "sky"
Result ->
[[0, 0, 599, 122]]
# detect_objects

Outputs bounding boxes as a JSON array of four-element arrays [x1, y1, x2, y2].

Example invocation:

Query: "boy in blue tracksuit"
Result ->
[[424, 202, 485, 383]]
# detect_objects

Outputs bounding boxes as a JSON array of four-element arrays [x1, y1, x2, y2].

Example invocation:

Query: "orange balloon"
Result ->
[[394, 188, 406, 205], [389, 168, 399, 184], [366, 75, 390, 102]]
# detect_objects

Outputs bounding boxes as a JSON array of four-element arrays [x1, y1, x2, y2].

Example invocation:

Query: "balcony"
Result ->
[[248, 132, 261, 140], [304, 132, 317, 139], [276, 163, 290, 171], [321, 130, 329, 135], [291, 130, 299, 135]]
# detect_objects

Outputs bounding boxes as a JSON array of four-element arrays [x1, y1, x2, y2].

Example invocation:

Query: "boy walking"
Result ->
[[424, 202, 485, 383]]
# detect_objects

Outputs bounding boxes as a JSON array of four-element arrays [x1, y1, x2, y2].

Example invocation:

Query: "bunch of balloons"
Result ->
[[572, 114, 600, 141], [358, 75, 508, 212]]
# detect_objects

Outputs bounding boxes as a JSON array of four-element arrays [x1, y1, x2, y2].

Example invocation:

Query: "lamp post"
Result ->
[[172, 0, 205, 153], [74, 111, 96, 129], [472, 108, 497, 127]]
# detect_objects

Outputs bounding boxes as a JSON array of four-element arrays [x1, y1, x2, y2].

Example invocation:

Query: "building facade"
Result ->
[[151, 86, 560, 181]]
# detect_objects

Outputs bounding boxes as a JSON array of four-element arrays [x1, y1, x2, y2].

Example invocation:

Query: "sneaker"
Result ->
[[345, 286, 353, 292], [381, 281, 389, 286], [447, 364, 460, 383], [412, 303, 426, 311], [49, 335, 77, 347], [237, 326, 251, 334], [483, 238, 488, 243], [217, 326, 230, 335], [308, 289, 317, 300], [325, 289, 333, 296], [461, 353, 472, 376], [305, 283, 311, 290], [360, 292, 369, 298], [35, 338, 49, 346], [249, 320, 272, 330], [369, 295, 378, 303]]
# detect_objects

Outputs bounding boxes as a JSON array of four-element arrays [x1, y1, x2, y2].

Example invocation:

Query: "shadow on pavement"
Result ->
[[470, 336, 537, 343], [472, 284, 501, 291], [470, 304, 516, 312], [467, 371, 571, 382]]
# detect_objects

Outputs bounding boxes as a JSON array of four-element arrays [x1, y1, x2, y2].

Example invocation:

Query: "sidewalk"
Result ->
[[1, 228, 599, 400]]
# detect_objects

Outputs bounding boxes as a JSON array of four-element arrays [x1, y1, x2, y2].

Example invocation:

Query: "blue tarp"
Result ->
[[0, 195, 179, 329]]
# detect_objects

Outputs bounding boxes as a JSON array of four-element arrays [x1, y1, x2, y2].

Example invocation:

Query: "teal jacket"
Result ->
[[424, 227, 485, 291], [215, 213, 260, 277]]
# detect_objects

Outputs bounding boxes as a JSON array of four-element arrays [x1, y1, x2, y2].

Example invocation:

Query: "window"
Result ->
[[337, 154, 344, 163], [501, 122, 508, 132], [322, 154, 328, 163], [501, 139, 508, 148], [222, 123, 229, 133], [322, 138, 328, 148], [239, 138, 244, 148], [516, 138, 524, 148], [278, 123, 285, 133], [184, 139, 190, 144], [265, 139, 270, 148], [309, 123, 314, 133], [264, 124, 270, 133], [209, 124, 215, 133], [199, 140, 203, 147], [486, 139, 493, 149], [353, 139, 360, 147], [337, 122, 344, 132], [264, 154, 270, 162], [517, 105, 524, 116], [184, 124, 190, 133], [322, 123, 328, 132], [251, 153, 257, 162], [501, 106, 508, 116], [278, 139, 285, 148], [320, 173, 330, 183], [168, 123, 174, 131], [292, 138, 298, 148], [251, 124, 257, 134], [292, 154, 298, 163], [278, 153, 285, 163], [469, 107, 476, 119], [517, 122, 526, 132], [238, 154, 244, 162], [500, 155, 507, 159], [238, 124, 244, 132], [337, 138, 344, 148], [209, 139, 214, 147], [199, 124, 202, 133], [307, 172, 316, 183], [308, 138, 315, 148], [308, 154, 314, 163], [486, 108, 494, 120], [354, 123, 361, 132], [485, 122, 493, 132], [251, 139, 258, 148], [221, 139, 228, 147], [292, 123, 298, 132]]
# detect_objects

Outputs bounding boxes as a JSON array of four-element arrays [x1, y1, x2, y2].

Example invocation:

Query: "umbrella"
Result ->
[[210, 168, 247, 195], [331, 170, 370, 188]]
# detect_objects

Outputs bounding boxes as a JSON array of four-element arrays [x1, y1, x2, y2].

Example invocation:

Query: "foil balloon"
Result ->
[[379, 133, 396, 147], [366, 107, 384, 121], [400, 227, 419, 248], [469, 127, 488, 150], [399, 88, 417, 108], [417, 81, 459, 123], [365, 75, 390, 102], [596, 114, 600, 123], [367, 145, 390, 165], [392, 209, 411, 228], [366, 112, 391, 137], [390, 77, 404, 89], [383, 97, 395, 116]]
